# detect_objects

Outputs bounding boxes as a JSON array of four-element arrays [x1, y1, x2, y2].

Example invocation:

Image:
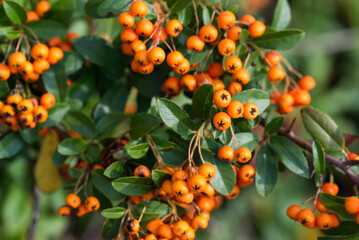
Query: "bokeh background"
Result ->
[[1, 0, 359, 239]]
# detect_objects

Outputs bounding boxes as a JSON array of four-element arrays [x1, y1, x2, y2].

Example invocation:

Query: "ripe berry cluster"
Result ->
[[0, 92, 55, 131], [26, 0, 52, 23], [58, 194, 100, 218]]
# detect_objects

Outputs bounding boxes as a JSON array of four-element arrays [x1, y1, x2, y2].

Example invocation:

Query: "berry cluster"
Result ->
[[26, 0, 52, 22], [0, 92, 55, 131], [58, 194, 100, 218]]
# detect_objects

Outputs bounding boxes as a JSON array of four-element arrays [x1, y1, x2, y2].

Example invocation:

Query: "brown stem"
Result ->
[[27, 186, 40, 240], [230, 124, 240, 148], [2, 40, 13, 64], [192, 1, 199, 35]]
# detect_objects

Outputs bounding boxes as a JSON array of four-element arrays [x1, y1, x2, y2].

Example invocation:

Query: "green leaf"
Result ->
[[158, 98, 195, 136], [46, 0, 76, 24], [65, 112, 96, 138], [62, 51, 84, 75], [42, 103, 70, 127], [68, 69, 97, 102], [102, 219, 121, 239], [231, 89, 270, 115], [230, 132, 259, 151], [104, 161, 125, 179], [255, 145, 278, 197], [192, 84, 214, 120], [134, 201, 171, 222], [202, 6, 211, 25], [112, 177, 153, 196], [42, 63, 68, 102], [252, 29, 305, 50], [202, 151, 236, 195], [73, 36, 123, 73], [301, 106, 345, 151], [85, 0, 132, 18], [52, 149, 67, 167], [318, 234, 359, 240], [130, 113, 161, 139], [0, 81, 10, 99], [4, 30, 21, 39], [125, 143, 149, 159], [312, 141, 325, 175], [320, 193, 353, 218], [167, 0, 192, 13], [95, 112, 130, 139], [272, 0, 291, 30], [19, 125, 40, 144], [240, 29, 250, 44], [101, 207, 126, 219], [25, 20, 65, 40], [323, 222, 359, 237], [265, 116, 285, 134], [3, 0, 26, 25], [0, 132, 24, 159], [152, 170, 171, 187], [57, 138, 88, 155], [270, 135, 309, 178], [92, 170, 124, 200]]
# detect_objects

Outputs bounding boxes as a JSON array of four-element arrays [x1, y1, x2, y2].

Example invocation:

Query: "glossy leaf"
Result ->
[[134, 201, 171, 222], [3, 0, 26, 25], [230, 132, 259, 151], [152, 170, 171, 187], [312, 141, 325, 175], [104, 161, 125, 179], [231, 89, 270, 115], [158, 98, 195, 136], [301, 106, 345, 151], [42, 103, 70, 127], [320, 193, 353, 218], [255, 145, 278, 197], [265, 116, 285, 134], [85, 0, 132, 18], [96, 112, 130, 139], [42, 63, 68, 102], [272, 0, 291, 30], [270, 135, 309, 178], [192, 84, 214, 120], [130, 113, 161, 139], [57, 138, 88, 155], [0, 132, 24, 159], [125, 143, 149, 159], [25, 20, 65, 40], [65, 111, 96, 138], [19, 125, 40, 144], [92, 170, 124, 200], [167, 0, 192, 13], [112, 177, 153, 196], [252, 29, 305, 50], [101, 207, 126, 219]]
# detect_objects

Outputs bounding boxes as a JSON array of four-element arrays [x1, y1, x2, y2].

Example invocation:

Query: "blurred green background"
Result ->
[[1, 0, 359, 239]]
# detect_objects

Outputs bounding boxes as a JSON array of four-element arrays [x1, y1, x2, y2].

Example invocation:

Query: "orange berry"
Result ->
[[348, 153, 358, 161], [57, 205, 72, 216], [47, 47, 64, 65], [166, 19, 183, 37], [293, 90, 311, 106], [157, 224, 173, 239], [173, 221, 191, 237], [217, 11, 236, 29], [35, 1, 51, 18], [243, 102, 258, 120], [31, 43, 49, 60], [18, 61, 33, 75], [135, 19, 154, 37], [7, 93, 22, 106], [173, 58, 190, 75], [199, 25, 218, 43], [277, 93, 294, 109], [134, 50, 150, 66], [126, 219, 140, 234], [316, 213, 333, 230], [330, 213, 340, 228], [218, 39, 236, 56], [298, 76, 316, 91], [120, 28, 138, 43], [267, 66, 285, 82], [66, 193, 81, 208], [162, 77, 181, 96], [224, 56, 242, 73], [33, 59, 50, 74], [315, 198, 328, 213], [134, 165, 151, 178], [186, 35, 205, 52], [33, 106, 48, 123], [180, 74, 197, 92], [218, 146, 235, 161], [130, 40, 146, 54], [122, 43, 134, 56], [296, 209, 316, 227], [212, 112, 231, 131], [166, 51, 184, 68], [191, 215, 208, 229], [18, 112, 34, 127], [198, 164, 216, 181], [146, 218, 163, 235], [232, 68, 250, 85], [76, 204, 88, 218], [237, 165, 255, 182], [196, 73, 213, 87], [85, 196, 100, 212], [118, 12, 135, 28], [213, 89, 231, 108], [286, 204, 301, 220], [17, 99, 34, 114], [65, 32, 79, 46], [227, 26, 242, 42], [151, 24, 168, 41], [40, 93, 56, 109], [130, 0, 148, 17], [227, 100, 244, 119], [172, 170, 187, 182], [240, 14, 256, 24], [137, 63, 154, 74], [226, 82, 242, 96], [8, 52, 26, 69], [0, 63, 10, 81], [207, 62, 224, 78], [172, 180, 189, 196], [27, 11, 40, 22], [248, 20, 266, 38], [144, 234, 157, 240], [196, 196, 216, 212], [265, 50, 281, 67], [47, 37, 62, 47], [2, 105, 15, 119], [187, 174, 207, 193], [235, 147, 252, 163], [201, 183, 215, 197], [225, 185, 240, 199], [345, 196, 359, 214], [212, 78, 225, 91]]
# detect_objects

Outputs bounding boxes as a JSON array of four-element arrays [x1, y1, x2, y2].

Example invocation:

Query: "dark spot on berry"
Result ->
[[217, 120, 225, 128]]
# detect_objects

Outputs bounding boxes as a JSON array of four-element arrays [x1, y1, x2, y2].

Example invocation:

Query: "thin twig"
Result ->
[[27, 186, 40, 240], [192, 1, 199, 35], [230, 124, 240, 148], [2, 40, 13, 64]]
